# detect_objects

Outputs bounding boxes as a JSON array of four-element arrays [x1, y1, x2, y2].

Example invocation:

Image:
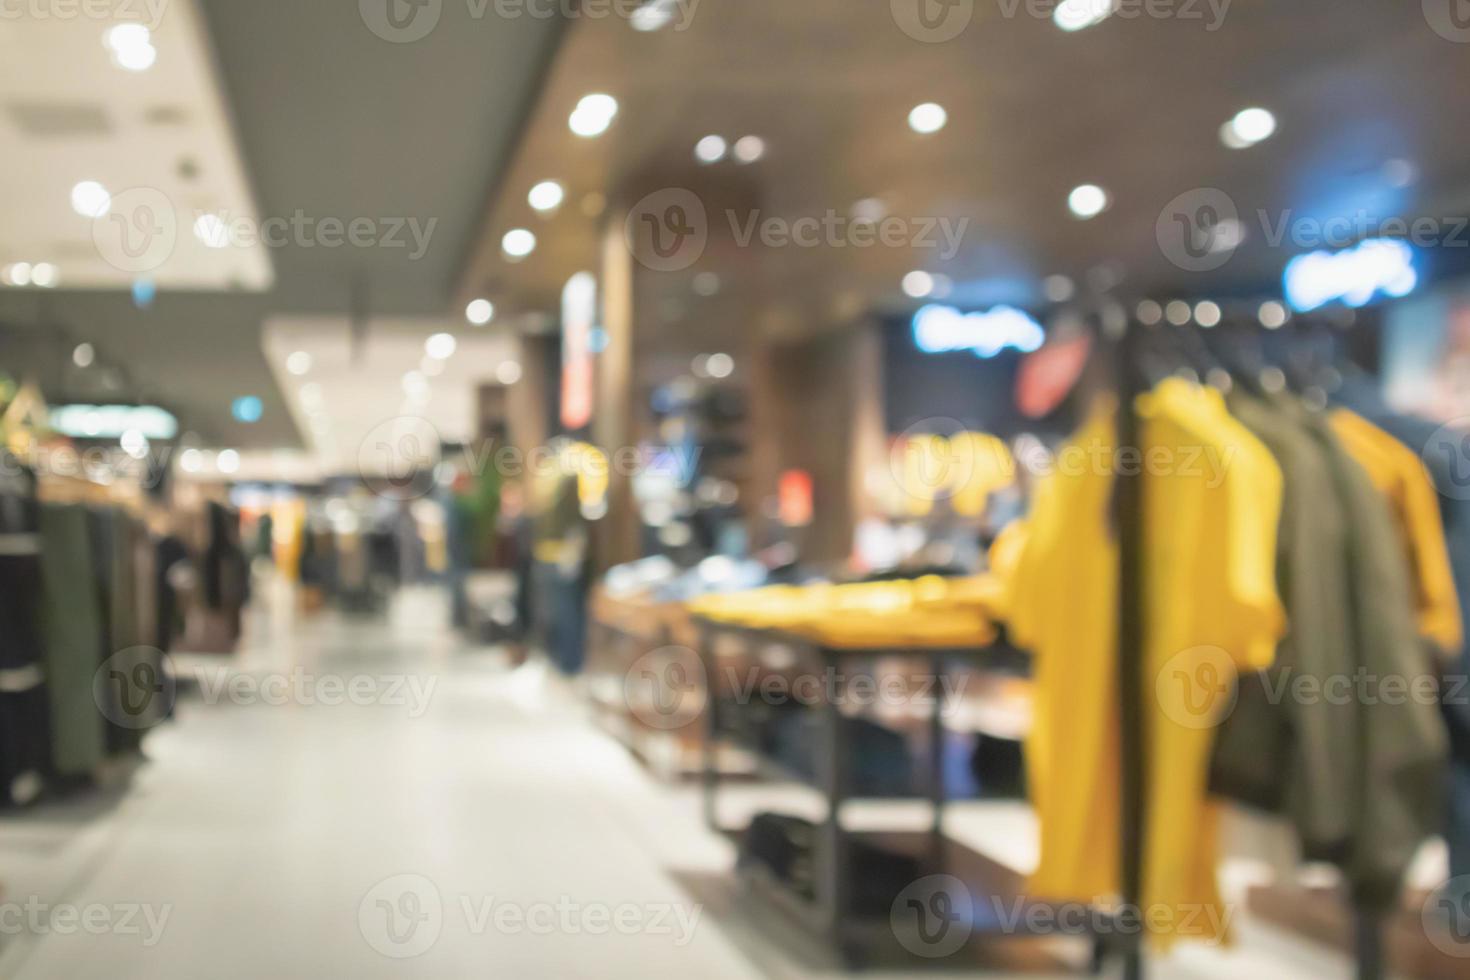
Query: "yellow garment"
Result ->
[[687, 575, 1000, 649], [1008, 380, 1285, 949], [1330, 409, 1463, 653]]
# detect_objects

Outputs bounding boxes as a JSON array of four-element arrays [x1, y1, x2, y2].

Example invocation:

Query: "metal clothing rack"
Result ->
[[1108, 314, 1384, 980]]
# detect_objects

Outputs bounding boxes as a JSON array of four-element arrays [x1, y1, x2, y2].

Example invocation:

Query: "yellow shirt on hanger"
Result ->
[[1330, 409, 1463, 653], [1008, 379, 1285, 949]]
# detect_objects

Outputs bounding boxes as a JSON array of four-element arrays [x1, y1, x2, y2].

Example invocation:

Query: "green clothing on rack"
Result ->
[[39, 503, 107, 778]]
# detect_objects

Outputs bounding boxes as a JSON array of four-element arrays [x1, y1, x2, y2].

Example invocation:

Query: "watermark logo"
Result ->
[[359, 874, 444, 958], [891, 875, 973, 957], [624, 645, 706, 731], [360, 0, 442, 42], [0, 0, 170, 25], [891, 0, 974, 42], [94, 647, 175, 730], [1157, 188, 1240, 272], [624, 188, 708, 272], [1424, 0, 1470, 42], [1156, 645, 1237, 730], [1423, 877, 1470, 957], [1425, 419, 1470, 502], [0, 897, 172, 947], [358, 416, 443, 502], [888, 418, 985, 508], [92, 186, 176, 274]]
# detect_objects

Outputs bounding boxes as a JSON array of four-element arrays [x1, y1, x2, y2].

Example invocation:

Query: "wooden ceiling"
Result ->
[[457, 0, 1470, 372]]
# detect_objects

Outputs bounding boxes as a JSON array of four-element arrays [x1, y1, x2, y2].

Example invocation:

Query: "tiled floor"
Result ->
[[0, 586, 1361, 978]]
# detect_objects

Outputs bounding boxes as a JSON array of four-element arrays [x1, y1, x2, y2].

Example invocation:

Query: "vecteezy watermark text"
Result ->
[[0, 898, 172, 947], [0, 0, 168, 25], [359, 0, 700, 43], [357, 874, 702, 959]]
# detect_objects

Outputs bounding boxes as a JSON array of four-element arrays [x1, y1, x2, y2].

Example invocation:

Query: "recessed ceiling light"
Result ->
[[569, 94, 618, 137], [1194, 300, 1222, 327], [104, 24, 156, 71], [732, 135, 765, 163], [693, 272, 720, 296], [286, 351, 313, 376], [694, 135, 727, 164], [71, 180, 110, 218], [1054, 0, 1118, 31], [3, 262, 33, 286], [1221, 107, 1276, 149], [180, 448, 203, 474], [496, 360, 523, 385], [528, 180, 565, 212], [902, 270, 936, 298], [425, 332, 457, 360], [217, 449, 240, 475], [1165, 300, 1192, 326], [194, 213, 229, 248], [908, 103, 947, 134], [501, 228, 536, 260], [466, 298, 494, 325], [630, 0, 677, 31], [705, 353, 734, 379], [1067, 184, 1110, 219], [73, 343, 95, 368], [1137, 300, 1163, 325], [1044, 275, 1075, 303], [1258, 300, 1288, 329], [850, 198, 886, 224], [30, 263, 58, 288]]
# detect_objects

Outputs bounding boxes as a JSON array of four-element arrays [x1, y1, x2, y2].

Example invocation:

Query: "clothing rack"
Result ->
[[1108, 312, 1386, 980]]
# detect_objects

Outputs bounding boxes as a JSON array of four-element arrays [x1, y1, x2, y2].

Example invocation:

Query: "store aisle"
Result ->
[[0, 587, 765, 980]]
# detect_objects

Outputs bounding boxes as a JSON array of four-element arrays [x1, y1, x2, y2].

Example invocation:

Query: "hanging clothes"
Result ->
[[38, 503, 108, 778], [1009, 379, 1286, 948], [0, 457, 50, 805], [1329, 408, 1462, 652]]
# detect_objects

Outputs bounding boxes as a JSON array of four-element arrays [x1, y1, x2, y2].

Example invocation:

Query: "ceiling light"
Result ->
[[425, 332, 457, 360], [1194, 300, 1222, 327], [3, 262, 32, 286], [694, 135, 727, 164], [466, 298, 494, 325], [693, 272, 720, 296], [217, 449, 240, 475], [732, 136, 765, 164], [569, 94, 618, 137], [104, 24, 156, 71], [73, 343, 96, 368], [1258, 300, 1288, 329], [705, 352, 734, 379], [502, 228, 536, 260], [1137, 300, 1163, 326], [496, 361, 523, 385], [902, 271, 936, 298], [631, 0, 677, 30], [30, 263, 58, 288], [232, 396, 264, 424], [851, 198, 886, 224], [71, 180, 111, 218], [1044, 274, 1075, 303], [528, 180, 565, 212], [1165, 300, 1192, 326], [1221, 107, 1277, 149], [1067, 184, 1110, 219], [1054, 0, 1118, 30], [402, 371, 429, 396], [120, 429, 149, 460], [194, 213, 229, 248], [180, 448, 203, 474], [300, 382, 323, 409], [286, 351, 312, 376], [908, 103, 947, 134]]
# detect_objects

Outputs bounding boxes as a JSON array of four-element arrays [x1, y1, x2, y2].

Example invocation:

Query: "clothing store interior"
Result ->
[[4, 1, 1470, 978]]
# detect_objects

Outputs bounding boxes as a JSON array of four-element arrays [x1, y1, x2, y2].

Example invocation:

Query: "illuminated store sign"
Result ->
[[51, 404, 178, 439], [912, 304, 1045, 358], [1284, 237, 1418, 312]]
